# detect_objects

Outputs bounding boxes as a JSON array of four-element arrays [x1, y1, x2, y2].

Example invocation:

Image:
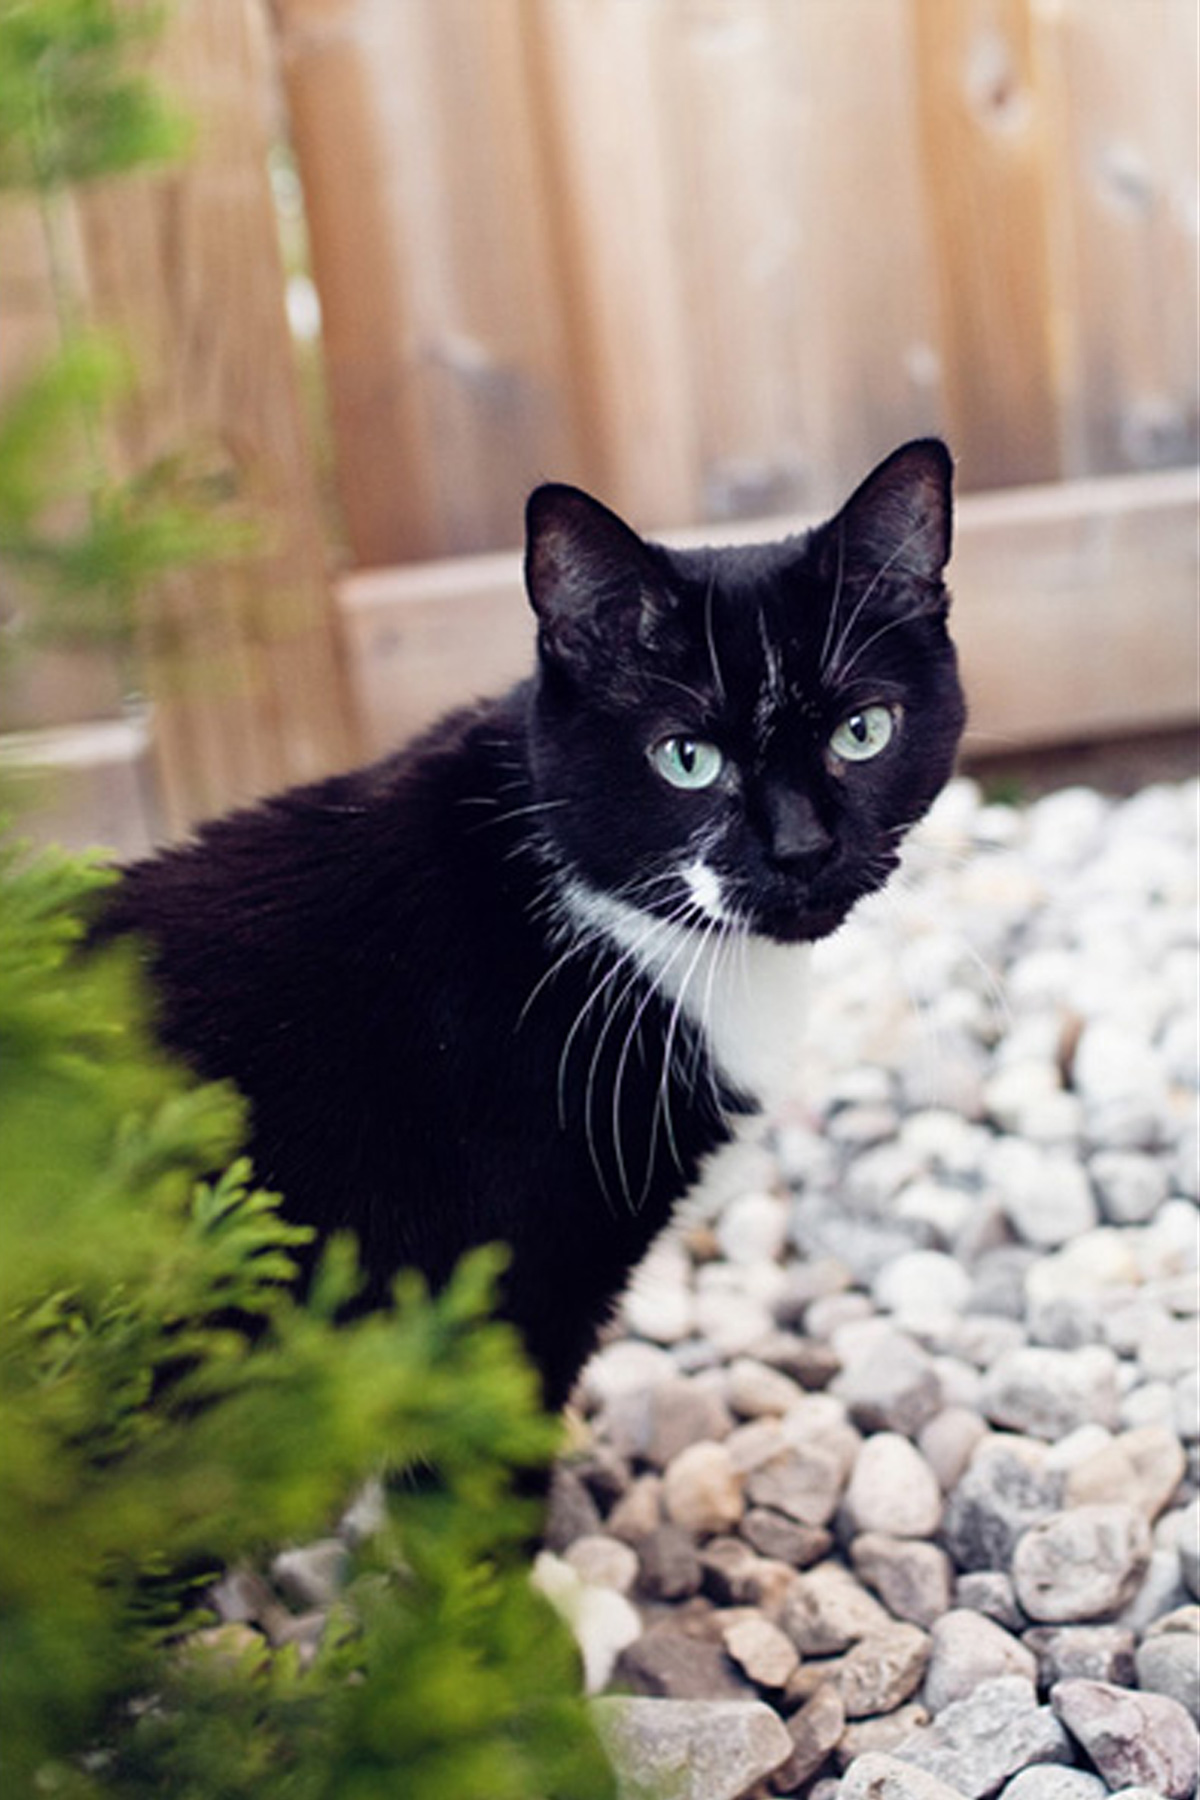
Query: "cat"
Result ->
[[100, 439, 966, 1411]]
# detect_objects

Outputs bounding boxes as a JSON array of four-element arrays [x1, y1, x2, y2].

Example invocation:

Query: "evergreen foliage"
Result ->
[[0, 843, 615, 1797]]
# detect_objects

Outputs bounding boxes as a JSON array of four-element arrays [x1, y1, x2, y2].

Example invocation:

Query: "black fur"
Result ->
[[100, 441, 965, 1409]]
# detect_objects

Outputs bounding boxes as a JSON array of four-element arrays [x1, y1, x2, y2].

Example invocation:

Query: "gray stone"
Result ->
[[740, 1506, 832, 1569], [1089, 1149, 1170, 1224], [661, 1440, 744, 1534], [836, 1704, 933, 1771], [749, 1330, 841, 1391], [724, 1415, 788, 1475], [591, 1695, 792, 1800], [940, 1317, 1027, 1374], [1060, 1424, 1186, 1522], [545, 1465, 604, 1551], [1140, 1314, 1200, 1381], [767, 1684, 844, 1793], [698, 1536, 795, 1610], [270, 1539, 348, 1611], [1123, 1423, 1189, 1520], [835, 1623, 932, 1719], [988, 1139, 1098, 1248], [725, 1356, 807, 1418], [1021, 1625, 1137, 1690], [807, 1291, 876, 1340], [613, 1624, 753, 1704], [918, 1409, 990, 1493], [891, 1676, 1071, 1799], [845, 1433, 944, 1539], [606, 1474, 663, 1543], [1072, 1021, 1172, 1151], [1135, 1629, 1200, 1723], [833, 1330, 944, 1436], [1012, 1504, 1152, 1623], [954, 1572, 1026, 1633], [968, 1246, 1041, 1322], [563, 1533, 639, 1594], [1118, 1542, 1191, 1633], [1050, 1678, 1200, 1799], [744, 1443, 846, 1527], [635, 1524, 701, 1600], [980, 1346, 1120, 1441], [851, 1533, 955, 1629], [923, 1610, 1037, 1715], [207, 1567, 275, 1626], [574, 1443, 632, 1513], [792, 1196, 931, 1286], [997, 1768, 1107, 1800], [942, 1437, 1062, 1572], [781, 1560, 893, 1656], [721, 1611, 799, 1689], [840, 1750, 969, 1800], [638, 1376, 734, 1468], [874, 1250, 972, 1322]]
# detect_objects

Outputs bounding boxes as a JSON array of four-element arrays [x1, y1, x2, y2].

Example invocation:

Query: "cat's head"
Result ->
[[523, 440, 965, 944]]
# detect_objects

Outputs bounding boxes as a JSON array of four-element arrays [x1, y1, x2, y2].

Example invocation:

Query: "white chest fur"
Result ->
[[558, 878, 811, 1114]]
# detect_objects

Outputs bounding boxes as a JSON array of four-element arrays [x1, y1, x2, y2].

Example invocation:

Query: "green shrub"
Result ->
[[0, 839, 614, 1798]]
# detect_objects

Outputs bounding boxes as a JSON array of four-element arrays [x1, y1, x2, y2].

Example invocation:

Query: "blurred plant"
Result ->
[[0, 0, 245, 681], [0, 0, 186, 192], [0, 841, 613, 1798]]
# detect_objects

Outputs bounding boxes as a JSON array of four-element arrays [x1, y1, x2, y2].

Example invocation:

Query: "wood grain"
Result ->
[[76, 0, 357, 831]]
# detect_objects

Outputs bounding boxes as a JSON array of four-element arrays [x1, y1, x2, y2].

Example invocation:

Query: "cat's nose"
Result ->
[[763, 789, 834, 876]]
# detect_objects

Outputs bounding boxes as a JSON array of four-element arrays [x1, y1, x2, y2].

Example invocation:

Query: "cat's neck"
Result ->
[[554, 874, 812, 1115]]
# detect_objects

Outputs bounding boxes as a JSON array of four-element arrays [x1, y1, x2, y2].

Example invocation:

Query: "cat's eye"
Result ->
[[650, 736, 725, 791], [829, 705, 896, 763]]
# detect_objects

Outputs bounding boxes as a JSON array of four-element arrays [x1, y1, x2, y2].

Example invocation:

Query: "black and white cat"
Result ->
[[103, 439, 966, 1408]]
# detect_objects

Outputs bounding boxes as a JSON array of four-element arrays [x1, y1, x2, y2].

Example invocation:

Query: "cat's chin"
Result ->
[[752, 903, 852, 946]]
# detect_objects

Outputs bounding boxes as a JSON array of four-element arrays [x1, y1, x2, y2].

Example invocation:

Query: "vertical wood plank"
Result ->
[[772, 0, 948, 506], [911, 0, 1063, 489], [76, 0, 357, 832], [1034, 0, 1200, 476], [273, 0, 584, 564], [526, 0, 700, 528]]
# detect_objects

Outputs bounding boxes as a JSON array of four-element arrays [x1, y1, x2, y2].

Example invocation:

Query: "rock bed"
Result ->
[[538, 778, 1200, 1799], [212, 777, 1199, 1800]]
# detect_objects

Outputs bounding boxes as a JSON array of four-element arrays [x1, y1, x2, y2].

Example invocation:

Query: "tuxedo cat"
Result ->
[[103, 440, 965, 1409]]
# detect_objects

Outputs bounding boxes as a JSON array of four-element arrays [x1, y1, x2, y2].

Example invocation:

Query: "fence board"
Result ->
[[76, 0, 356, 831], [911, 0, 1062, 490], [1035, 0, 1200, 477], [274, 0, 584, 564], [340, 468, 1199, 762]]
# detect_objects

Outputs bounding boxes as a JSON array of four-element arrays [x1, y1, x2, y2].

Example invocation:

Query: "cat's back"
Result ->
[[101, 689, 533, 1078]]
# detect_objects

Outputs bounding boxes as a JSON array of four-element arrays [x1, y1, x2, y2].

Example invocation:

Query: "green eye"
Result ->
[[830, 705, 895, 763], [650, 736, 724, 791]]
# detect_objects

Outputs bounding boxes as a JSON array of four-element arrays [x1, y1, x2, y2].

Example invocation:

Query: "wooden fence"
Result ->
[[1, 0, 1197, 846]]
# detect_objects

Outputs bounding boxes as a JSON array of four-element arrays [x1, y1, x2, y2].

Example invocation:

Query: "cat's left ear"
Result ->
[[525, 483, 678, 672], [824, 438, 954, 600]]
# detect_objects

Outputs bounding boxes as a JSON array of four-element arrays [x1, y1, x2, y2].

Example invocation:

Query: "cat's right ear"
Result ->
[[525, 484, 676, 672]]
